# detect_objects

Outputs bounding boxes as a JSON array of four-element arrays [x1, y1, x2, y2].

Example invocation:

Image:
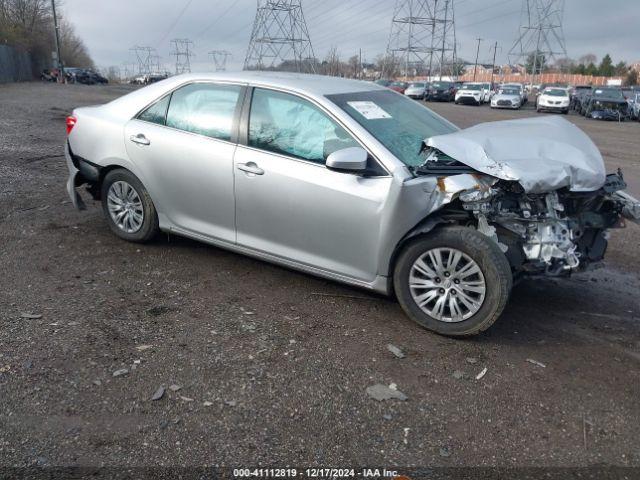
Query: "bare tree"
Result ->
[[322, 46, 341, 77], [58, 17, 93, 67], [578, 54, 597, 66], [0, 0, 93, 73]]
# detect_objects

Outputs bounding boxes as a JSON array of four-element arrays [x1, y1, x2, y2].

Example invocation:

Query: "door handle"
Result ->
[[237, 162, 264, 176], [130, 134, 150, 146]]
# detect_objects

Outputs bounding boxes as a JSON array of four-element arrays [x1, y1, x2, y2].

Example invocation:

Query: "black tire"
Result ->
[[101, 169, 159, 243], [393, 227, 512, 337]]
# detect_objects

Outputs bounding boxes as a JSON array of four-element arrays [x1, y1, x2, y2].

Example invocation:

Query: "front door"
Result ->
[[233, 88, 392, 282]]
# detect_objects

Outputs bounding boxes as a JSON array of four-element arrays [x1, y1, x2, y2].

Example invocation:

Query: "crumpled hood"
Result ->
[[425, 116, 606, 193]]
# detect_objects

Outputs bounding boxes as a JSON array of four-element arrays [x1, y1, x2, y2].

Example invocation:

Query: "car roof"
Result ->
[[166, 71, 386, 96], [102, 71, 389, 121]]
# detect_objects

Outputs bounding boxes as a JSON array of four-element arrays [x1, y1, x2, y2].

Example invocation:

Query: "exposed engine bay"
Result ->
[[416, 148, 640, 278], [457, 174, 630, 276]]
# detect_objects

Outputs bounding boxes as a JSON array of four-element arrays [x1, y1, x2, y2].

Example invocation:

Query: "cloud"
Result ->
[[62, 0, 639, 72]]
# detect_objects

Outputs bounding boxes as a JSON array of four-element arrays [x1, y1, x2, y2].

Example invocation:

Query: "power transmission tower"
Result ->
[[150, 54, 163, 75], [209, 50, 232, 71], [386, 0, 457, 79], [244, 0, 316, 73], [130, 46, 156, 75], [508, 0, 567, 85], [171, 38, 195, 74]]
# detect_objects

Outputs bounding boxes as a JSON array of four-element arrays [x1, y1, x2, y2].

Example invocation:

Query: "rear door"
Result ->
[[233, 87, 392, 282], [124, 82, 245, 242]]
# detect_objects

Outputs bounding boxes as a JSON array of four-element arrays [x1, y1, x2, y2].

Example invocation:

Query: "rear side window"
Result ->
[[165, 83, 242, 141], [137, 95, 170, 125], [248, 88, 359, 164]]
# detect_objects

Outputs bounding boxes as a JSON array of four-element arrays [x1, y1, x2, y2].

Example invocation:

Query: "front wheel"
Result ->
[[101, 169, 159, 243], [393, 227, 512, 337]]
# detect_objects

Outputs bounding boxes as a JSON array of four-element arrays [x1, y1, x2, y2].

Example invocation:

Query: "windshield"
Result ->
[[327, 90, 457, 167], [409, 82, 425, 88], [390, 82, 406, 87], [593, 89, 624, 100], [544, 89, 568, 97], [499, 88, 520, 95], [430, 82, 451, 89], [462, 84, 482, 90]]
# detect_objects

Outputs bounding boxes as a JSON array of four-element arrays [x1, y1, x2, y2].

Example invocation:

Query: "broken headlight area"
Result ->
[[454, 172, 635, 276]]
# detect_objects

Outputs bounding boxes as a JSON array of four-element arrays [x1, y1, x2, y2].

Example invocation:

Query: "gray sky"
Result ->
[[61, 0, 639, 73]]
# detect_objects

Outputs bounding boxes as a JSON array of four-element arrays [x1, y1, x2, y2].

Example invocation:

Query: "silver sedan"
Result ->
[[65, 72, 639, 336]]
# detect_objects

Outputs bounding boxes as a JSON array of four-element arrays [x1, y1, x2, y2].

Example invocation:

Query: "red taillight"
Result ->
[[66, 115, 77, 135]]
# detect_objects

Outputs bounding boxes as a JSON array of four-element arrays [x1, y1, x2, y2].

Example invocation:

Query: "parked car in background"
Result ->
[[388, 81, 408, 94], [87, 70, 109, 84], [570, 85, 591, 110], [374, 79, 392, 87], [64, 72, 640, 337], [482, 82, 493, 102], [502, 83, 527, 104], [146, 74, 169, 84], [628, 92, 640, 120], [536, 87, 570, 114], [40, 69, 58, 82], [582, 87, 629, 120], [572, 87, 592, 112], [65, 67, 95, 85], [454, 83, 486, 106], [404, 81, 429, 100], [622, 87, 639, 115], [426, 80, 455, 101], [491, 86, 523, 109]]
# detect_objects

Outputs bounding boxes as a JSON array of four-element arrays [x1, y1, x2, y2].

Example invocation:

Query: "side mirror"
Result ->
[[326, 147, 368, 173]]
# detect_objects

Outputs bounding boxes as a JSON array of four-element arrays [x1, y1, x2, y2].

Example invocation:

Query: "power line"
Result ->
[[155, 0, 196, 48], [195, 0, 244, 39]]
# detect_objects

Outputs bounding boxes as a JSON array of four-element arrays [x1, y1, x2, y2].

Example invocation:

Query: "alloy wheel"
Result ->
[[107, 181, 144, 233], [408, 247, 486, 323]]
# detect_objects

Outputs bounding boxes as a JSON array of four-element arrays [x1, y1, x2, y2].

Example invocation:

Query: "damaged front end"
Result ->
[[417, 116, 640, 277], [455, 173, 635, 276]]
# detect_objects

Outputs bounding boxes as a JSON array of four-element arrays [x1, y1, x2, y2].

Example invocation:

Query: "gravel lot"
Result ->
[[1, 82, 639, 476]]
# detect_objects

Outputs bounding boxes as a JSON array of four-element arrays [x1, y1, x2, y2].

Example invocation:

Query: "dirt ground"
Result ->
[[1, 82, 639, 477]]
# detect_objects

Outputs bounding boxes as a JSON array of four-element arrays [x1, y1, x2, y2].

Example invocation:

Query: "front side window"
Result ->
[[248, 88, 359, 164], [137, 94, 171, 125], [328, 90, 457, 167], [165, 83, 242, 141]]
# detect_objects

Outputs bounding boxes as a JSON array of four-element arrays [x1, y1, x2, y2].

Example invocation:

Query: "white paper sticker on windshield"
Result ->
[[347, 101, 392, 120]]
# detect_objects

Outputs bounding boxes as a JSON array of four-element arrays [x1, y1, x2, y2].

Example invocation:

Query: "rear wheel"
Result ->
[[101, 169, 159, 243], [393, 227, 512, 337]]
